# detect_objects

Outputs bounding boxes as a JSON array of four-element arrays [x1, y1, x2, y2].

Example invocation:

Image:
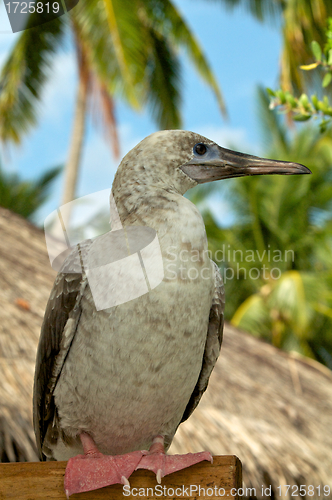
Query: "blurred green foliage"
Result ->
[[269, 18, 332, 132], [0, 162, 61, 220], [191, 88, 332, 368]]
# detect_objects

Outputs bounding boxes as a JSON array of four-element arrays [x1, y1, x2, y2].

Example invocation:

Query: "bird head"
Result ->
[[180, 132, 311, 185], [113, 130, 311, 198]]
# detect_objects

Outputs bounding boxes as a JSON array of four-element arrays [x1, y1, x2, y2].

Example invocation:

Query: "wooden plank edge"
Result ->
[[0, 455, 242, 500]]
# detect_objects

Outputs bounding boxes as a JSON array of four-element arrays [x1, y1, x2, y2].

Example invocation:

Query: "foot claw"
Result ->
[[156, 468, 162, 484], [121, 476, 130, 487], [137, 450, 212, 481]]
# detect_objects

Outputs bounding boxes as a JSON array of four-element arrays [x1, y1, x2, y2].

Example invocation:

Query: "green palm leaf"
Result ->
[[0, 16, 65, 142], [0, 164, 61, 219], [144, 0, 226, 115], [145, 26, 181, 128]]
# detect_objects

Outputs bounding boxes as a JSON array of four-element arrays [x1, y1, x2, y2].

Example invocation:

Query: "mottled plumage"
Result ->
[[33, 131, 309, 496], [34, 131, 225, 461]]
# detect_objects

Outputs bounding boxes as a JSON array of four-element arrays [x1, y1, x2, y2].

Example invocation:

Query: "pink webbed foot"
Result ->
[[64, 433, 212, 497], [136, 435, 213, 483], [64, 433, 143, 498]]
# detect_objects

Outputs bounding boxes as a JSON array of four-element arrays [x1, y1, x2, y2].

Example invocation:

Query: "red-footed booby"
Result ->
[[33, 130, 310, 497]]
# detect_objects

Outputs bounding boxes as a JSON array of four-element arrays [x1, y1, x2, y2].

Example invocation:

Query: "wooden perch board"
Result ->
[[0, 455, 241, 500]]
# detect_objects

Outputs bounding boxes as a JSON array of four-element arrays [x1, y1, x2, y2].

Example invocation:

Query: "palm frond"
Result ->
[[73, 0, 148, 105], [145, 27, 181, 129], [145, 0, 226, 116], [206, 0, 282, 22], [92, 81, 120, 157], [0, 15, 65, 143]]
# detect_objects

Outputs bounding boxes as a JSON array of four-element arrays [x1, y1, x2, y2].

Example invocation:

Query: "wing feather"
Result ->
[[181, 261, 224, 422], [33, 243, 90, 459]]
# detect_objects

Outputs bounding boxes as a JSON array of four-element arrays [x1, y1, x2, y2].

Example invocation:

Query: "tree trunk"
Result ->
[[60, 74, 88, 224]]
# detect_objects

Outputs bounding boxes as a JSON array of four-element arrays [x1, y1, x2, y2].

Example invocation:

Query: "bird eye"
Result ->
[[194, 143, 207, 155]]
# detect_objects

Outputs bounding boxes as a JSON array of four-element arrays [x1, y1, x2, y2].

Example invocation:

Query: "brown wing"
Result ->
[[33, 243, 90, 460], [181, 261, 224, 422]]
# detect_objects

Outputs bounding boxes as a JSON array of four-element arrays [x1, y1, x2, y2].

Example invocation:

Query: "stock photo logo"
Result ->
[[44, 189, 164, 312], [2, 0, 79, 33]]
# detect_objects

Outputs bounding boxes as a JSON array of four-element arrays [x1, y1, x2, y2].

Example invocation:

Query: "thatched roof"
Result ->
[[1, 206, 331, 498], [170, 326, 332, 497], [0, 207, 56, 462]]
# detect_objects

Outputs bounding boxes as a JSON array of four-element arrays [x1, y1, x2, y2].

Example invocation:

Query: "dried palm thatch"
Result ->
[[0, 206, 331, 499], [170, 324, 332, 497], [0, 207, 56, 462]]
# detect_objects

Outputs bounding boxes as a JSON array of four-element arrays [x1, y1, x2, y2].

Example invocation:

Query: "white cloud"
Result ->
[[40, 122, 148, 236], [118, 122, 147, 156], [193, 125, 255, 153], [60, 122, 148, 232], [79, 122, 147, 195], [206, 193, 235, 228], [40, 50, 77, 123]]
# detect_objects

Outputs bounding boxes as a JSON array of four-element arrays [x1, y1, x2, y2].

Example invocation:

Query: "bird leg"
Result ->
[[64, 432, 143, 498], [136, 435, 213, 483]]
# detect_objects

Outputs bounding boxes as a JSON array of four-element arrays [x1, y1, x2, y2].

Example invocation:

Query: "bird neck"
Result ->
[[112, 185, 208, 258]]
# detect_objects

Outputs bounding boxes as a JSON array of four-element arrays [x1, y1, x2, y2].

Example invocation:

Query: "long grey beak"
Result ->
[[181, 145, 311, 183]]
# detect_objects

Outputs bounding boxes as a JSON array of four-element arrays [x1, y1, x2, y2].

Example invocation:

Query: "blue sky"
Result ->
[[0, 0, 282, 226]]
